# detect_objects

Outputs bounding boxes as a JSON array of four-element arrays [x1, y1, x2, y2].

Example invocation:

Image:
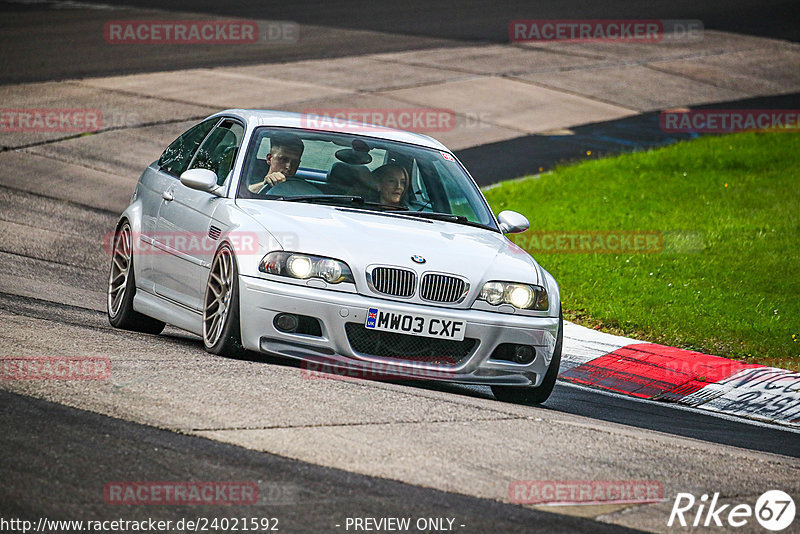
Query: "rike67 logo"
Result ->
[[668, 490, 795, 531]]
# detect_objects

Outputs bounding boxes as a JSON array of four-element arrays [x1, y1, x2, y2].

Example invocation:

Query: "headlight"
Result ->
[[286, 255, 313, 278], [316, 259, 342, 282], [506, 284, 534, 308], [260, 252, 354, 284], [478, 281, 548, 310], [481, 281, 504, 305]]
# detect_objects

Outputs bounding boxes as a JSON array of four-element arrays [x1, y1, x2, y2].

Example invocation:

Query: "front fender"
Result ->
[[208, 204, 284, 279], [540, 266, 561, 318], [111, 198, 146, 287]]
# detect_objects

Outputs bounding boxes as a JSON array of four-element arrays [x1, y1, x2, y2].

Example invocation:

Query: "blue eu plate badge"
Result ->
[[366, 308, 378, 328]]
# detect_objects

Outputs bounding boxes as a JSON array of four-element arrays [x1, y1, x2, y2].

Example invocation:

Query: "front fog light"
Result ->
[[286, 255, 313, 278], [274, 313, 299, 332], [316, 259, 343, 283], [506, 284, 534, 309], [480, 282, 504, 305], [513, 345, 536, 364]]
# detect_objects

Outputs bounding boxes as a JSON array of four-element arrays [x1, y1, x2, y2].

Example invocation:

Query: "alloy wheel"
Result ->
[[204, 247, 234, 346]]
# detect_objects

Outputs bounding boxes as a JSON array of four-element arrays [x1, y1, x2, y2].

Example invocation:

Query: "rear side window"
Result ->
[[158, 118, 218, 177]]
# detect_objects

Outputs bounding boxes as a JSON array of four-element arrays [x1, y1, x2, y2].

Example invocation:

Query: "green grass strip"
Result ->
[[483, 131, 800, 369]]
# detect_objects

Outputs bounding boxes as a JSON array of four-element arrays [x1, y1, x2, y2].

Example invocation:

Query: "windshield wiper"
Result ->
[[265, 194, 363, 203], [393, 211, 498, 231], [392, 211, 467, 222], [265, 195, 407, 210]]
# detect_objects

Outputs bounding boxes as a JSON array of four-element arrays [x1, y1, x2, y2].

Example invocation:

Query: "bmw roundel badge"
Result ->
[[411, 255, 426, 264]]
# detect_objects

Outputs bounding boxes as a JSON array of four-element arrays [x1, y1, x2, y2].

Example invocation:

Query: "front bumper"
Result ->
[[238, 275, 559, 386]]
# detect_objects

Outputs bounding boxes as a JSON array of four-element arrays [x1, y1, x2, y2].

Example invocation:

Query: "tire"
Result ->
[[203, 244, 246, 358], [107, 221, 166, 335], [491, 308, 563, 405]]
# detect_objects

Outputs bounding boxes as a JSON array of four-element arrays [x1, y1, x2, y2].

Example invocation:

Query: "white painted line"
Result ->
[[681, 367, 800, 427], [557, 380, 800, 435]]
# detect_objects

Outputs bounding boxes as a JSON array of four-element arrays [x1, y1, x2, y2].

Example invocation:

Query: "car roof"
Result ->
[[212, 109, 451, 152]]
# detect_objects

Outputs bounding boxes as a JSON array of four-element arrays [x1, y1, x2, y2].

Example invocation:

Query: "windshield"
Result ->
[[237, 127, 498, 230]]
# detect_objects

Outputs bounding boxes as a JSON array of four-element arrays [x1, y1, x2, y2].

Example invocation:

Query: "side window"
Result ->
[[432, 160, 481, 219], [158, 118, 218, 177], [188, 119, 245, 185]]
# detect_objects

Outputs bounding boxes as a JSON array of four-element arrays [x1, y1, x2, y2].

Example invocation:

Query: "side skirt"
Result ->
[[133, 289, 203, 336]]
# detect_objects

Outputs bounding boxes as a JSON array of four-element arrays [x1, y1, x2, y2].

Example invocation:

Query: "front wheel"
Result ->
[[107, 221, 166, 335], [491, 309, 563, 405], [203, 244, 246, 358]]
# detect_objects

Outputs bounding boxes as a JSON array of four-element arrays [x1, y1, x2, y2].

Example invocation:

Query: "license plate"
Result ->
[[364, 308, 465, 341]]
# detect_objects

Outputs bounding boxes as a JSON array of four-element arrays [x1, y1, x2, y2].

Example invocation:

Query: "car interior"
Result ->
[[235, 129, 488, 225], [244, 133, 414, 203]]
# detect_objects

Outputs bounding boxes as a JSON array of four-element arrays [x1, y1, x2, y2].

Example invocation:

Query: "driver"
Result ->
[[248, 133, 304, 193]]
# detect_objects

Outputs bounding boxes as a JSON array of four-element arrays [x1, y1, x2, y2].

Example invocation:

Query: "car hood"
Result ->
[[236, 200, 542, 288]]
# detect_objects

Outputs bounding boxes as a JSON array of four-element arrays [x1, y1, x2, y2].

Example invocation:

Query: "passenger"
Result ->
[[373, 164, 409, 206], [248, 133, 305, 193]]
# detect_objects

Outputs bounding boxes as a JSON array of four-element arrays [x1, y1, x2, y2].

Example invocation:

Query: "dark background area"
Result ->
[[1, 0, 798, 85]]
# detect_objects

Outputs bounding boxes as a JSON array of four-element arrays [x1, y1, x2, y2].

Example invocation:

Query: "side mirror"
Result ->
[[497, 210, 529, 234], [180, 168, 223, 196]]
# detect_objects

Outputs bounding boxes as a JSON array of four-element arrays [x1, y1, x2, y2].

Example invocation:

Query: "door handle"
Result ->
[[162, 190, 174, 201]]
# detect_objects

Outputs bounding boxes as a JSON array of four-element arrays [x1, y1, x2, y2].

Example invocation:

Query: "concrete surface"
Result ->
[[3, 30, 799, 152], [0, 390, 643, 534], [380, 76, 638, 135]]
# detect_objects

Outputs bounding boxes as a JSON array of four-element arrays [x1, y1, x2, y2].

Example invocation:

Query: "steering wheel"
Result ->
[[258, 178, 323, 196]]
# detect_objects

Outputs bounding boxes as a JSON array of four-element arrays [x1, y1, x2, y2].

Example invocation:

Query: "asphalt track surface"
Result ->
[[0, 281, 798, 531], [2, 287, 799, 459], [461, 91, 800, 185], [1, 390, 642, 533], [91, 0, 800, 43], [2, 0, 799, 84], [2, 2, 800, 532]]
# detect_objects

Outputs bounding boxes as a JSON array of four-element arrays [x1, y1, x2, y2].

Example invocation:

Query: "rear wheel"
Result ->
[[107, 221, 166, 334], [491, 309, 563, 405], [203, 244, 246, 358]]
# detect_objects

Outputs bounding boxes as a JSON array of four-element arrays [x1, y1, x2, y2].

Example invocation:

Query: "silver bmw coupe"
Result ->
[[107, 110, 562, 403]]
